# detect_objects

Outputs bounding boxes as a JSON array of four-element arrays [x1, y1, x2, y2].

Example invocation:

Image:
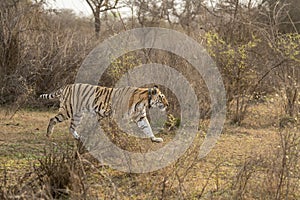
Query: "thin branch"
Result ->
[[254, 59, 287, 92], [286, 10, 298, 33]]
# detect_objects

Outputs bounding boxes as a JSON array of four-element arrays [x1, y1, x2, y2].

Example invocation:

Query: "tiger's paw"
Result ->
[[151, 137, 163, 143]]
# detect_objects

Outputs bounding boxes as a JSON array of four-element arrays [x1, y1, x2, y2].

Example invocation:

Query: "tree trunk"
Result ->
[[94, 8, 101, 39]]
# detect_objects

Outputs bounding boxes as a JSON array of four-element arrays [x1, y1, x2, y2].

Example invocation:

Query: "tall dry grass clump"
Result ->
[[0, 142, 92, 199], [229, 123, 300, 199]]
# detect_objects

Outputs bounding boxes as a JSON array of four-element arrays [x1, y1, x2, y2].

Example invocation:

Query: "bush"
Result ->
[[0, 142, 89, 199]]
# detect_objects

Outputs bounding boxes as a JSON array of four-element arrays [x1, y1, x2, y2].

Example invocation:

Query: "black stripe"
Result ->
[[87, 86, 97, 110], [99, 88, 108, 108], [69, 86, 74, 117], [70, 121, 75, 130], [102, 88, 108, 99], [139, 90, 148, 95], [99, 102, 103, 110], [95, 86, 101, 99], [104, 88, 113, 105], [55, 116, 60, 122], [134, 99, 143, 111], [138, 116, 145, 121], [64, 87, 71, 118], [76, 84, 83, 112], [79, 84, 89, 101], [63, 107, 70, 118], [148, 88, 152, 108], [94, 87, 103, 105], [99, 87, 104, 96], [80, 85, 94, 110], [133, 88, 140, 94], [55, 114, 64, 122], [70, 100, 74, 117], [63, 85, 70, 99], [93, 89, 99, 106], [98, 88, 106, 99]]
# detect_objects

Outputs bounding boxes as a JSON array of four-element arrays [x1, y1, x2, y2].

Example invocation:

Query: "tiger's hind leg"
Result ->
[[69, 113, 83, 140], [47, 112, 68, 138]]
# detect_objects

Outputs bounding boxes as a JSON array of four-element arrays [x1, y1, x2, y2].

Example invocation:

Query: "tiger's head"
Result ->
[[148, 86, 169, 111]]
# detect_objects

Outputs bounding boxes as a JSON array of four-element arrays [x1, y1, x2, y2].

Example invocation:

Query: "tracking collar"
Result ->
[[148, 88, 152, 108], [148, 86, 157, 108]]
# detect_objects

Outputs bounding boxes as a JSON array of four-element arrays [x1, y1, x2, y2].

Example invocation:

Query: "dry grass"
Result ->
[[0, 109, 68, 185], [0, 95, 299, 199]]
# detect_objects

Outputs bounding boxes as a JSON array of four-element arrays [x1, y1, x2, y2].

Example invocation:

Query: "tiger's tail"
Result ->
[[40, 88, 63, 100]]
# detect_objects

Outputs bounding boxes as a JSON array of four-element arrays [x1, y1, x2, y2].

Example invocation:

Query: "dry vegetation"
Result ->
[[0, 0, 300, 199], [0, 92, 299, 199]]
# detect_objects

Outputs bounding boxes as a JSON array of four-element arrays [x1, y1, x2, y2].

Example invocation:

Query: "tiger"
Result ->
[[40, 83, 169, 143]]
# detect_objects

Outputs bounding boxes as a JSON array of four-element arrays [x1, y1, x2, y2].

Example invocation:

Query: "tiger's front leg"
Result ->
[[136, 115, 163, 143]]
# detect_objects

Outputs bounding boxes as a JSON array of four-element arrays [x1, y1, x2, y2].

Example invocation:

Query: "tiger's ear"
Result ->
[[152, 85, 158, 95]]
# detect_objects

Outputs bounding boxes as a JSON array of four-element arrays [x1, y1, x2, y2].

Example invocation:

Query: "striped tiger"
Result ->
[[40, 83, 169, 143]]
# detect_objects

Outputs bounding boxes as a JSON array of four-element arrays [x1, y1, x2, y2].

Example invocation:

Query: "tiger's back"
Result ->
[[61, 84, 113, 118], [41, 84, 113, 117]]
